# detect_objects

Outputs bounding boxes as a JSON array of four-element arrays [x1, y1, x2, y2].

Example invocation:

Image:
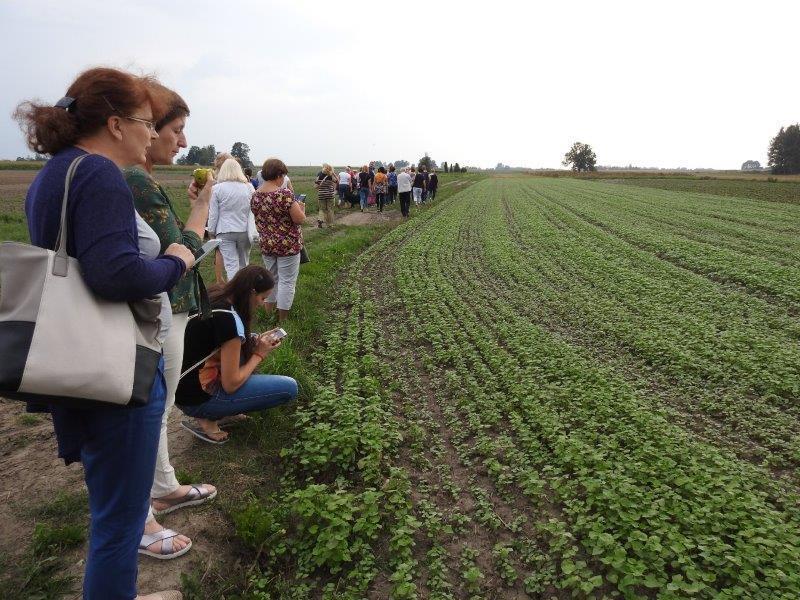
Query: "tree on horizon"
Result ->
[[177, 144, 216, 166], [563, 142, 597, 172], [231, 142, 252, 167], [768, 125, 800, 175]]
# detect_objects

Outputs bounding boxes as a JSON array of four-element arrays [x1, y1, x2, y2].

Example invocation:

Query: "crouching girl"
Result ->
[[176, 265, 297, 443]]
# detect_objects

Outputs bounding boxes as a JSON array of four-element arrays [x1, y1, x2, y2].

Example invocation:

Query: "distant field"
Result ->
[[604, 177, 800, 204], [527, 169, 800, 183]]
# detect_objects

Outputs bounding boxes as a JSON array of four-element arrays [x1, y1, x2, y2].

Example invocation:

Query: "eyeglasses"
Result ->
[[124, 116, 157, 132]]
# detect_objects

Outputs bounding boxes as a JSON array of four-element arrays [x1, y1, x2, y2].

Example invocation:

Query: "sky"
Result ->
[[1, 0, 798, 170]]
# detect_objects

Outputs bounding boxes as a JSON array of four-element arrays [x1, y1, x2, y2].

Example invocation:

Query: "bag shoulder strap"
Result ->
[[180, 308, 236, 380], [179, 348, 219, 380], [53, 154, 90, 277]]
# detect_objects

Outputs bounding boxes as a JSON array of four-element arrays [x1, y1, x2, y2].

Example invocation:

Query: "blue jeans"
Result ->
[[359, 188, 369, 209], [338, 184, 350, 203], [181, 374, 297, 420], [83, 358, 166, 600]]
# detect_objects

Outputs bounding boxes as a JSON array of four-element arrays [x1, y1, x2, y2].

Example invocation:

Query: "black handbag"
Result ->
[[300, 246, 310, 264]]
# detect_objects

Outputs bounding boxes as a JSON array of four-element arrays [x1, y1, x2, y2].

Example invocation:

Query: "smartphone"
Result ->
[[194, 239, 221, 264], [295, 194, 307, 203], [271, 328, 288, 340]]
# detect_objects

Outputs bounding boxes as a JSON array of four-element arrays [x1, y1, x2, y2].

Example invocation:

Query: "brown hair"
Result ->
[[13, 67, 155, 156], [207, 265, 274, 360], [261, 158, 288, 181], [148, 81, 190, 131]]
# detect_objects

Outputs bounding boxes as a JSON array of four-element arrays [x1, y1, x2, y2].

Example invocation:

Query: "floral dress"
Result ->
[[251, 188, 303, 256]]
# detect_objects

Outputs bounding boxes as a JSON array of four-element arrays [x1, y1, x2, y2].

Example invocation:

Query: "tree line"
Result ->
[[177, 142, 252, 167], [176, 146, 469, 173]]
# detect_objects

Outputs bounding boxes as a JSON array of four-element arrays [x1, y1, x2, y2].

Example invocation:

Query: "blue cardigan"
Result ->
[[25, 146, 185, 463]]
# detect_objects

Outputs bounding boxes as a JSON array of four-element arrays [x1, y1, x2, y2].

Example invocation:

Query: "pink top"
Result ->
[[251, 188, 303, 256]]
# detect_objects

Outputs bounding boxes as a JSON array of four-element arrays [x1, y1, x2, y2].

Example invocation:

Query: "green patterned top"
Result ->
[[124, 166, 204, 314]]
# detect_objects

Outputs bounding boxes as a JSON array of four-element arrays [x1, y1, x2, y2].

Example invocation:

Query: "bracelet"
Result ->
[[253, 352, 265, 361]]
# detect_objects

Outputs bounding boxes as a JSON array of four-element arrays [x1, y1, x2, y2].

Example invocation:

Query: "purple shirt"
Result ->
[[26, 147, 184, 301]]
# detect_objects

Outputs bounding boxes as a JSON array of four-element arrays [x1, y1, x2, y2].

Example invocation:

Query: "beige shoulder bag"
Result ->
[[0, 155, 162, 406]]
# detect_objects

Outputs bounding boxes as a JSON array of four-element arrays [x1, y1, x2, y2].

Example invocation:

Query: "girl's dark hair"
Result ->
[[14, 67, 155, 155], [378, 166, 386, 174], [207, 265, 274, 359], [261, 158, 288, 181], [389, 164, 395, 172], [148, 81, 190, 131]]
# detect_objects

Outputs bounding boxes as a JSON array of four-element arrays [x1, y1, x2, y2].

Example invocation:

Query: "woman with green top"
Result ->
[[124, 82, 217, 560]]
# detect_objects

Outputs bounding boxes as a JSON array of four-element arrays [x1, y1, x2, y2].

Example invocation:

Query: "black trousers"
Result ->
[[388, 185, 398, 204], [399, 191, 411, 216], [376, 193, 386, 212]]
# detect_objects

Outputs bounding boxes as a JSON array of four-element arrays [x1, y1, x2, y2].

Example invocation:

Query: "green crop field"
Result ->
[[609, 177, 800, 205], [3, 170, 800, 598], [235, 177, 800, 598]]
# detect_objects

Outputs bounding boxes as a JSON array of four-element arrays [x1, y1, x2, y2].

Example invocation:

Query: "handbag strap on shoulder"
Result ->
[[53, 154, 90, 277]]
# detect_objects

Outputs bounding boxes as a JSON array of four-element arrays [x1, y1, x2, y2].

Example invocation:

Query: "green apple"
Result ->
[[193, 168, 212, 188]]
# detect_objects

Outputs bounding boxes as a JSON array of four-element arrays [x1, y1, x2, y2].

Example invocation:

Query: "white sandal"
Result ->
[[138, 528, 192, 560], [152, 484, 217, 517]]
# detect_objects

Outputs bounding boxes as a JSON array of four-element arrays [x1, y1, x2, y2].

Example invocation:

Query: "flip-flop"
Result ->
[[152, 484, 218, 517], [180, 420, 229, 445], [139, 528, 192, 560]]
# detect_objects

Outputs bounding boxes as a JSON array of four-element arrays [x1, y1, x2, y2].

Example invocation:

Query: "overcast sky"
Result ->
[[2, 0, 797, 169]]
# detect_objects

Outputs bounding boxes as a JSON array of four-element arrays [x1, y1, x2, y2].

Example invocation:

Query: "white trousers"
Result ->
[[217, 231, 251, 280], [146, 312, 188, 523], [412, 187, 423, 204], [262, 253, 301, 310]]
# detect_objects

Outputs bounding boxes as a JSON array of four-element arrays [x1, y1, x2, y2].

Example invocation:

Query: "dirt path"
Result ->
[[328, 208, 403, 227], [0, 399, 244, 597]]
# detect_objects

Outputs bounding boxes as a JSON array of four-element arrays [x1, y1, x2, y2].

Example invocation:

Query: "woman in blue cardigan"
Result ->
[[16, 67, 195, 600]]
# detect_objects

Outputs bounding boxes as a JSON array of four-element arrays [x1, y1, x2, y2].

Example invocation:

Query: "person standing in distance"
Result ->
[[337, 167, 351, 206], [427, 168, 439, 202], [411, 165, 425, 206], [397, 167, 413, 218], [387, 164, 398, 205]]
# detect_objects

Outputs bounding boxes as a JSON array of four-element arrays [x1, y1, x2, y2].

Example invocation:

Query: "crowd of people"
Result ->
[[13, 68, 307, 600], [317, 162, 439, 220], [201, 159, 440, 284], [11, 64, 448, 600]]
